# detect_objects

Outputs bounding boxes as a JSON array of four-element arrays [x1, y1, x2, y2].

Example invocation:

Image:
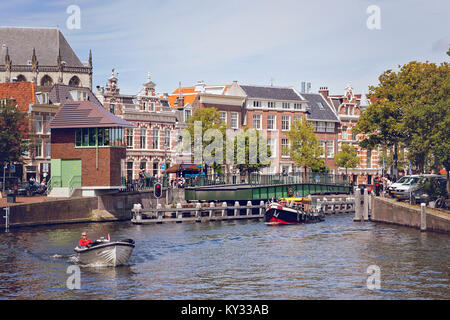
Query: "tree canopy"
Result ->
[[335, 143, 360, 175]]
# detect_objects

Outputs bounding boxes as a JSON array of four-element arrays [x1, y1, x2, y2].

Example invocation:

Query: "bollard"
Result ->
[[195, 202, 202, 219], [176, 203, 183, 222], [221, 202, 227, 217], [3, 207, 10, 231], [209, 202, 215, 219], [157, 203, 163, 222], [234, 201, 239, 216], [420, 203, 427, 231], [353, 188, 362, 221], [363, 188, 369, 221], [259, 200, 265, 216], [247, 201, 252, 215], [132, 203, 142, 222]]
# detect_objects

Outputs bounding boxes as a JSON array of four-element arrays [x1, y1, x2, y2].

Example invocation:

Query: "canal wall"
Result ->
[[371, 196, 450, 234], [0, 189, 172, 230]]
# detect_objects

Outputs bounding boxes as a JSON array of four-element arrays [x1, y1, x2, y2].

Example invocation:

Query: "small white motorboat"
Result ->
[[74, 236, 135, 267]]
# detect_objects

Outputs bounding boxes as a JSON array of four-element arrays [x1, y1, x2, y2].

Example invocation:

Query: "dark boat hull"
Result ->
[[265, 203, 324, 225]]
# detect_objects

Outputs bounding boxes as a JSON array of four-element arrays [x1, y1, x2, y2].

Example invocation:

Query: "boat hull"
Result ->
[[265, 203, 323, 225], [74, 240, 135, 267]]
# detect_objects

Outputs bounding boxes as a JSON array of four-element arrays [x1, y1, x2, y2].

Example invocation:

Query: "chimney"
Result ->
[[319, 86, 329, 98]]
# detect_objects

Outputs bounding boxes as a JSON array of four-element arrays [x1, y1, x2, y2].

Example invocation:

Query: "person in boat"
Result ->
[[78, 232, 93, 248]]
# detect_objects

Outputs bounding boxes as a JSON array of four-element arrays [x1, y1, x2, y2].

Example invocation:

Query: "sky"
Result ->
[[1, 0, 449, 97]]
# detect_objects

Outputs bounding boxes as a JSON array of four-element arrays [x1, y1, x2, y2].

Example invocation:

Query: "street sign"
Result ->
[[161, 164, 165, 170], [10, 164, 15, 173]]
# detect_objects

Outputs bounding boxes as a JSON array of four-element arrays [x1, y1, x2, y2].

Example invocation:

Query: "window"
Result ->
[[268, 101, 275, 109], [40, 75, 53, 87], [351, 130, 357, 141], [341, 126, 348, 140], [71, 90, 88, 101], [35, 139, 42, 157], [267, 114, 276, 130], [367, 150, 372, 168], [252, 114, 262, 130], [326, 140, 334, 158], [220, 111, 227, 124], [282, 102, 290, 109], [143, 101, 147, 111], [45, 115, 51, 134], [109, 103, 115, 114], [317, 122, 326, 132], [152, 128, 159, 149], [293, 115, 303, 123], [326, 122, 334, 133], [164, 129, 170, 149], [140, 161, 147, 170], [150, 102, 155, 111], [230, 112, 239, 129], [69, 76, 81, 87], [317, 102, 324, 109], [319, 141, 326, 158], [44, 139, 51, 158], [140, 128, 146, 149], [281, 138, 290, 156], [126, 162, 133, 181], [184, 109, 191, 122], [36, 92, 49, 104], [310, 121, 317, 132], [253, 101, 261, 108], [281, 115, 290, 131], [267, 138, 276, 158], [153, 162, 159, 176], [89, 128, 97, 146], [75, 127, 123, 147], [126, 129, 134, 149], [294, 103, 302, 110], [35, 115, 43, 133]]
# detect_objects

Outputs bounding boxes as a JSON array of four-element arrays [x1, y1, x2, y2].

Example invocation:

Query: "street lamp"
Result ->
[[2, 162, 7, 195]]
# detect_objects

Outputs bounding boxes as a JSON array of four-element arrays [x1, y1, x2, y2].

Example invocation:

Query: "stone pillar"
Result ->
[[259, 200, 265, 216], [195, 202, 201, 219], [363, 188, 369, 221], [209, 202, 215, 218], [157, 203, 162, 222], [176, 203, 182, 221], [222, 202, 227, 217], [234, 201, 239, 216], [353, 188, 362, 221], [420, 203, 427, 231], [247, 201, 252, 215]]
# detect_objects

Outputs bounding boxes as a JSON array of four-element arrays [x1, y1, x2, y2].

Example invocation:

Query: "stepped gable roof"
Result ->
[[239, 85, 303, 101], [0, 27, 84, 67], [0, 81, 35, 112], [48, 100, 135, 129], [300, 93, 339, 122]]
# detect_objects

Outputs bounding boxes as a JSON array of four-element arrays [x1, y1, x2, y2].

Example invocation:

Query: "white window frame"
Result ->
[[230, 112, 239, 129], [267, 114, 276, 131], [252, 114, 262, 130], [281, 115, 290, 131]]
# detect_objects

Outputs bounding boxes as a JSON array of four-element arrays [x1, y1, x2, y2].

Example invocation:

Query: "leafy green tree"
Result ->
[[286, 117, 325, 179], [0, 99, 29, 165], [233, 126, 271, 178], [185, 107, 226, 173], [334, 143, 360, 178]]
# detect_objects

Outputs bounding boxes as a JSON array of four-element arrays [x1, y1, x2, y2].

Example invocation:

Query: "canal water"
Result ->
[[0, 215, 449, 300]]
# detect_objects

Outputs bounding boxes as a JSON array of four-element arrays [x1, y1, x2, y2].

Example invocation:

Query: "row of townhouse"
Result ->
[[168, 81, 380, 184]]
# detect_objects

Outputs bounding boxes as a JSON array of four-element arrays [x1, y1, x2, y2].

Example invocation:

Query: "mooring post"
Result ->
[[3, 207, 10, 231], [157, 203, 162, 222], [222, 202, 227, 217], [195, 202, 201, 219], [247, 201, 252, 215], [234, 201, 239, 216], [353, 188, 362, 221], [209, 202, 215, 219], [363, 188, 369, 221], [176, 203, 182, 221], [259, 200, 265, 216], [420, 203, 427, 231], [132, 203, 142, 222]]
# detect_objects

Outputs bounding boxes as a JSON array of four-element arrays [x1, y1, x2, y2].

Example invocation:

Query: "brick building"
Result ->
[[96, 71, 179, 181], [48, 100, 134, 197], [321, 84, 381, 184]]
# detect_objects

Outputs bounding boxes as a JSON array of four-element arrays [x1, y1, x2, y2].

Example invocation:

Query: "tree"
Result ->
[[233, 126, 271, 178], [286, 117, 325, 179], [354, 61, 450, 184], [184, 107, 226, 173], [0, 99, 29, 165], [335, 143, 360, 178]]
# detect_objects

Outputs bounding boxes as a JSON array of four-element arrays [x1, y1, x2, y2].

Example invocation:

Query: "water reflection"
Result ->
[[0, 216, 449, 299]]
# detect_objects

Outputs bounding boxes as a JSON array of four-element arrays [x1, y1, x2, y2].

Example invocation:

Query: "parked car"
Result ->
[[411, 175, 448, 205], [387, 175, 410, 197], [393, 174, 441, 201]]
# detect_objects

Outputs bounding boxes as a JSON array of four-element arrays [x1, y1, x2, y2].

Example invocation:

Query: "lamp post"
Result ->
[[2, 162, 7, 195]]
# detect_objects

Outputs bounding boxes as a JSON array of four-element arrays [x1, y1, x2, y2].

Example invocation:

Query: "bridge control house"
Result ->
[[47, 100, 135, 197]]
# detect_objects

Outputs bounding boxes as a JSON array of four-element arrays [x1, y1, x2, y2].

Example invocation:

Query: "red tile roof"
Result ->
[[0, 82, 35, 112]]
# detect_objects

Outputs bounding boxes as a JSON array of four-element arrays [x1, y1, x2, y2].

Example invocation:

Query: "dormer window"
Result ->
[[71, 90, 88, 101], [36, 92, 49, 104]]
